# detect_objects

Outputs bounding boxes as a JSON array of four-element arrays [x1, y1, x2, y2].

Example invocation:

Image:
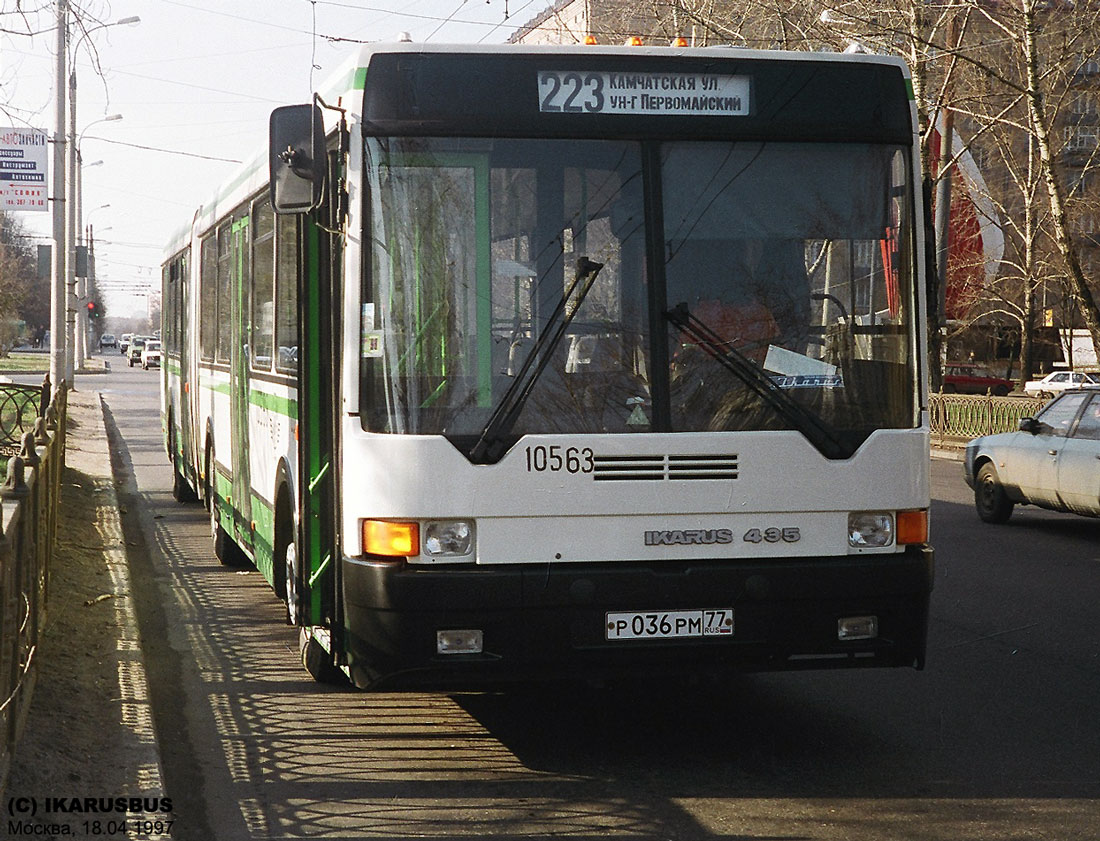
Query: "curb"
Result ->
[[931, 446, 965, 461]]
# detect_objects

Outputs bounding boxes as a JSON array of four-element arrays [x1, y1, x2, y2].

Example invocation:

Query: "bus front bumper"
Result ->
[[339, 546, 934, 689]]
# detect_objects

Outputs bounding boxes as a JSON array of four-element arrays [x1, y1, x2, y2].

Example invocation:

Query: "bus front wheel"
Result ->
[[299, 628, 347, 685]]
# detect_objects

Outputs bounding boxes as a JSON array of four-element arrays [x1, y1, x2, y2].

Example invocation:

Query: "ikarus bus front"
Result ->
[[164, 41, 934, 689]]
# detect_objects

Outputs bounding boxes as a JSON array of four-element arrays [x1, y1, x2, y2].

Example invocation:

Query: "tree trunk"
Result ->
[[1022, 0, 1100, 365]]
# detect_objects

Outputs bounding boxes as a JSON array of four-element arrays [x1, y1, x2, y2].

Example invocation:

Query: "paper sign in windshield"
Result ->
[[538, 71, 751, 116]]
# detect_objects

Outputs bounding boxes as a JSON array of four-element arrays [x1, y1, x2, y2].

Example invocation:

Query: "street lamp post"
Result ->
[[68, 109, 120, 381], [78, 198, 109, 365], [58, 9, 139, 386], [76, 160, 103, 366], [50, 0, 69, 391]]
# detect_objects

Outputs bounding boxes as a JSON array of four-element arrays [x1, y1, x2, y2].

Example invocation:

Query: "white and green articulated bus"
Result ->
[[162, 41, 934, 689]]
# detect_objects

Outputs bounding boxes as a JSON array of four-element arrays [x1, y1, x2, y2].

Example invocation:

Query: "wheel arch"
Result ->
[[272, 457, 297, 601], [165, 402, 175, 462], [202, 420, 216, 507]]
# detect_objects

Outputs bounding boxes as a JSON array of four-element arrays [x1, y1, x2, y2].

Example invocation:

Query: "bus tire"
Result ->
[[203, 442, 214, 512], [299, 628, 347, 685], [211, 505, 247, 566], [975, 462, 1013, 524], [209, 467, 247, 566], [273, 491, 299, 624], [168, 421, 198, 503], [172, 465, 197, 503]]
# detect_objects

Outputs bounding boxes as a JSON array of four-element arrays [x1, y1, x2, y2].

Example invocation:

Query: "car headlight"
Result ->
[[424, 521, 474, 557], [848, 512, 894, 548]]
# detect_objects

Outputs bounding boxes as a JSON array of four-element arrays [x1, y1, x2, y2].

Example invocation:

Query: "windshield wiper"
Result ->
[[469, 257, 605, 464], [665, 302, 848, 459]]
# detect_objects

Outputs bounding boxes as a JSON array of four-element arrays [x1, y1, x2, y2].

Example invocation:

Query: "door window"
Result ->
[[1037, 391, 1089, 436]]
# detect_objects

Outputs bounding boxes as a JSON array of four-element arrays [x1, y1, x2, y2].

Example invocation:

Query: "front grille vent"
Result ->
[[592, 454, 738, 482]]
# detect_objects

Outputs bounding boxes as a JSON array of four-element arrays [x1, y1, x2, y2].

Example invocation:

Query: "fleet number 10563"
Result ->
[[525, 445, 595, 474]]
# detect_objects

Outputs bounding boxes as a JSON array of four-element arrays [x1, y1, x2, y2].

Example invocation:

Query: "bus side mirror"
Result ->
[[269, 103, 325, 214]]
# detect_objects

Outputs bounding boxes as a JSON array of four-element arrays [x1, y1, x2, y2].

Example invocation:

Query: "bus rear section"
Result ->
[[278, 45, 935, 688]]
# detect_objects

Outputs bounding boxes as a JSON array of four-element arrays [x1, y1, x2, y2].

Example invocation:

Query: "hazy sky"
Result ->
[[1, 0, 540, 318]]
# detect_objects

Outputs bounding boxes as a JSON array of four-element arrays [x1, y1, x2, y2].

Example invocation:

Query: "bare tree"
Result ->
[[618, 0, 1100, 369], [0, 210, 35, 350]]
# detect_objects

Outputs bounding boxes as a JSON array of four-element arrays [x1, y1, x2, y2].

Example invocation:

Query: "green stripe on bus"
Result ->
[[196, 379, 298, 418], [250, 389, 297, 417]]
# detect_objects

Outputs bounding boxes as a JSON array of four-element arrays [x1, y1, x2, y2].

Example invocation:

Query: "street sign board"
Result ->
[[0, 128, 48, 212]]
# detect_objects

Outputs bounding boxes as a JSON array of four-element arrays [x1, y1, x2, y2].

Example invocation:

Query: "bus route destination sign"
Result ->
[[0, 128, 48, 213], [538, 70, 751, 117]]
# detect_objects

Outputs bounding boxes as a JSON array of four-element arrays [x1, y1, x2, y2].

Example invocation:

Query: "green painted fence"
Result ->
[[929, 392, 1047, 445]]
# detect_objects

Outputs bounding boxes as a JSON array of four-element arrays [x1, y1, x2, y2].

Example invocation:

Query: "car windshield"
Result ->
[[360, 136, 918, 461]]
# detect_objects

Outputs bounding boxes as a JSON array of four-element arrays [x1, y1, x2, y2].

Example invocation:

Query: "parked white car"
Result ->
[[1023, 370, 1100, 397], [964, 387, 1100, 522]]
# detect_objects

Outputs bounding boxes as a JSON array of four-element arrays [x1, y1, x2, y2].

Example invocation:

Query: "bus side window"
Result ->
[[199, 236, 217, 362], [251, 198, 276, 371], [275, 213, 299, 373]]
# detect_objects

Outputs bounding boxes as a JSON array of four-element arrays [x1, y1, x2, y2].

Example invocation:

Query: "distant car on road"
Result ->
[[99, 333, 117, 350], [119, 333, 133, 355], [1022, 370, 1100, 398], [942, 363, 1014, 396], [127, 336, 150, 367], [140, 340, 161, 370], [964, 387, 1100, 522]]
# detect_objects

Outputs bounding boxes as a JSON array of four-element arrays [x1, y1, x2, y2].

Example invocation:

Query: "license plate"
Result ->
[[605, 609, 734, 641]]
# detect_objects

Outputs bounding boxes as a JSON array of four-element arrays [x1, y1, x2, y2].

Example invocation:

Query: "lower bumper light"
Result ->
[[437, 629, 484, 655], [838, 615, 878, 641]]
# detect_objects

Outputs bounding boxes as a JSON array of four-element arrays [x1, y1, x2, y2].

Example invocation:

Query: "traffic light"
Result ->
[[86, 301, 100, 318]]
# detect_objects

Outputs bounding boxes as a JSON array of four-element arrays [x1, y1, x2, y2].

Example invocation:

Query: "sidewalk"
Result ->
[[5, 389, 166, 817]]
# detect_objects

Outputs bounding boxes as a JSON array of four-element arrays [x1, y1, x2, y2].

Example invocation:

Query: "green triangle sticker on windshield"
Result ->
[[627, 404, 649, 426]]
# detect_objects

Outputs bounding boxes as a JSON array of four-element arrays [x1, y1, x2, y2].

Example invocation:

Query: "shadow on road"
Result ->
[[101, 393, 1100, 840]]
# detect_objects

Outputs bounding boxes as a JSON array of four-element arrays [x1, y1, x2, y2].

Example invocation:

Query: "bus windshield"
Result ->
[[360, 136, 916, 460]]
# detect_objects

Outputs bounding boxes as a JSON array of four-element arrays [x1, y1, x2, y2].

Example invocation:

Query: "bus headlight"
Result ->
[[848, 512, 894, 548], [424, 521, 474, 557]]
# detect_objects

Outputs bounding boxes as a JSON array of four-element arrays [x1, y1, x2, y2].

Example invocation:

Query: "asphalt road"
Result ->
[[90, 356, 1100, 841]]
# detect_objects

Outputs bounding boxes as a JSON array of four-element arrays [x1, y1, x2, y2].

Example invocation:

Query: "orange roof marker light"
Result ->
[[625, 36, 644, 46], [583, 34, 598, 45], [670, 36, 689, 47]]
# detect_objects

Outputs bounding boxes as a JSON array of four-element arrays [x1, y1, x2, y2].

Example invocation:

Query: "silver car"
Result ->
[[964, 388, 1100, 522]]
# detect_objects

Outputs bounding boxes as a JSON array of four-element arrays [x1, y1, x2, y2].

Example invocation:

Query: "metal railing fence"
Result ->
[[0, 378, 51, 460], [929, 391, 1046, 445], [0, 379, 66, 799]]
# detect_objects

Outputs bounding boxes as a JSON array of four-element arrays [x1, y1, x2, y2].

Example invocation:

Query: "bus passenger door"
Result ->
[[230, 216, 253, 549], [179, 269, 195, 477], [296, 138, 343, 646]]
